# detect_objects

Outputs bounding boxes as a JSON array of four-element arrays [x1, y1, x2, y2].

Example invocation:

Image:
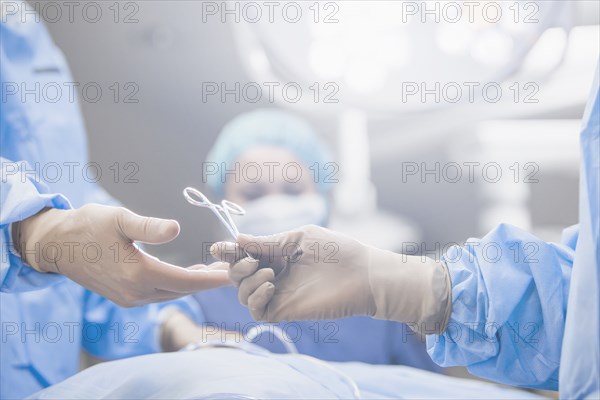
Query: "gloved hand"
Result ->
[[212, 225, 452, 334], [14, 204, 229, 306]]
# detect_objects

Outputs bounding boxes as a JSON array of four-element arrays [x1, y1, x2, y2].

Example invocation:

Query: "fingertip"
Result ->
[[250, 281, 274, 308], [237, 233, 256, 245], [210, 241, 241, 262], [244, 257, 259, 266], [229, 258, 260, 282], [209, 242, 223, 257], [264, 268, 275, 281], [152, 218, 180, 243], [164, 219, 180, 238]]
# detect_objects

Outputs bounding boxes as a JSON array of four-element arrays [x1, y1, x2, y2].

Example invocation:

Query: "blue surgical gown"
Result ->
[[195, 287, 441, 371], [0, 12, 201, 399], [428, 64, 599, 398]]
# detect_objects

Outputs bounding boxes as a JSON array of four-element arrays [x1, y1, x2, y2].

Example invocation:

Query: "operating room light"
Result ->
[[471, 29, 515, 67], [435, 23, 474, 56], [307, 3, 410, 93], [231, 1, 570, 114]]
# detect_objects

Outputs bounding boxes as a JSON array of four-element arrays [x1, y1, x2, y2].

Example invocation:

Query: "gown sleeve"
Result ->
[[426, 223, 575, 391], [1, 157, 71, 292]]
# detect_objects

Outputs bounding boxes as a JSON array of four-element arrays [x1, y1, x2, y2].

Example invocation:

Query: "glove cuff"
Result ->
[[367, 247, 452, 335]]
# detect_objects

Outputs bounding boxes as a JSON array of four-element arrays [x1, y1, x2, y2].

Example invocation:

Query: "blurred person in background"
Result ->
[[213, 69, 600, 397], [195, 108, 440, 371]]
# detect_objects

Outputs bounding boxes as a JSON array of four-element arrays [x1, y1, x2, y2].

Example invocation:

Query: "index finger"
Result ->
[[187, 261, 230, 272], [142, 255, 230, 293], [210, 241, 247, 263]]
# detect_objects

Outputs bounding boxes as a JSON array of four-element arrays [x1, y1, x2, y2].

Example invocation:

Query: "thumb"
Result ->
[[118, 209, 180, 244], [210, 241, 246, 263], [237, 232, 291, 262]]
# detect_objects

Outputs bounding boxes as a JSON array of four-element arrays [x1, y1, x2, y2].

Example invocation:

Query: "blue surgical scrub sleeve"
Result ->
[[559, 69, 600, 398], [82, 292, 205, 358], [1, 158, 71, 292], [427, 224, 574, 390], [1, 10, 206, 397], [428, 65, 599, 397]]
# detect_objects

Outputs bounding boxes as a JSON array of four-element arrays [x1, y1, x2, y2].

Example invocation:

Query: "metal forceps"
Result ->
[[183, 187, 245, 240]]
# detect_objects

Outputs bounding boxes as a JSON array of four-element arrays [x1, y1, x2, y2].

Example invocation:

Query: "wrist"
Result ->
[[18, 208, 71, 273], [367, 249, 451, 334], [11, 221, 24, 261]]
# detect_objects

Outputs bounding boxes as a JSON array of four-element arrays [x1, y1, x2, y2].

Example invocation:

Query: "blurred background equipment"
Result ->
[[43, 0, 599, 265]]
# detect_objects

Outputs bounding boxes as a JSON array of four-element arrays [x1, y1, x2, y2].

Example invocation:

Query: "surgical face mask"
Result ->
[[234, 193, 328, 236]]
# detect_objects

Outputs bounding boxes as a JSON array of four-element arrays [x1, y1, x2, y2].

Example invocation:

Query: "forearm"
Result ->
[[367, 248, 452, 334], [426, 223, 573, 390]]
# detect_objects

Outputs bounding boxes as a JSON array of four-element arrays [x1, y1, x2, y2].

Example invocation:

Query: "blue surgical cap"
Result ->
[[205, 108, 334, 195]]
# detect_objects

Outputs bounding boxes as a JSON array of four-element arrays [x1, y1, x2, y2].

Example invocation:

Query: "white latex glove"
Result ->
[[15, 204, 229, 306], [212, 225, 452, 334]]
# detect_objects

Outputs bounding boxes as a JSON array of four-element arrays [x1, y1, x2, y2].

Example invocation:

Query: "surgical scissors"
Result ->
[[183, 187, 245, 240]]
